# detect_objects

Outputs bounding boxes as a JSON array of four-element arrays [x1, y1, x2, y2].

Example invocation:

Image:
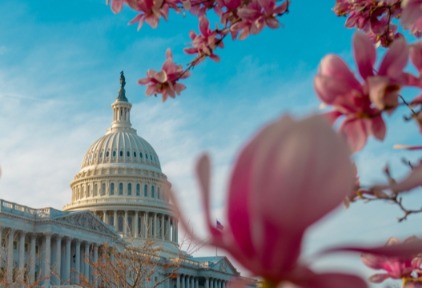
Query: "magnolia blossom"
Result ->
[[108, 0, 173, 29], [232, 0, 289, 40], [138, 49, 190, 101], [315, 32, 408, 152], [333, 0, 402, 46], [401, 0, 422, 37], [170, 115, 370, 287], [362, 237, 422, 285], [185, 17, 224, 62]]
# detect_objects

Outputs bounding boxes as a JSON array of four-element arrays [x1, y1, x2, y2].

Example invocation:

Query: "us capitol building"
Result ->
[[0, 73, 253, 287]]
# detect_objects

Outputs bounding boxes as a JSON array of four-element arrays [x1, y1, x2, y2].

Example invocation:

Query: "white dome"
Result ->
[[81, 130, 161, 172], [64, 72, 179, 251]]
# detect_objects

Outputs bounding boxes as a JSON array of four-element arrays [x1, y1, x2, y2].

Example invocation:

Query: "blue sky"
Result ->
[[1, 0, 422, 285]]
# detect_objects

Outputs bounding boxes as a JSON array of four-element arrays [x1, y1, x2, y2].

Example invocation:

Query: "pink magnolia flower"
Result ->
[[138, 49, 190, 101], [107, 0, 173, 29], [171, 115, 368, 287], [314, 32, 408, 152], [361, 237, 422, 284], [333, 0, 402, 47], [232, 0, 289, 40], [401, 0, 422, 37], [184, 17, 224, 62]]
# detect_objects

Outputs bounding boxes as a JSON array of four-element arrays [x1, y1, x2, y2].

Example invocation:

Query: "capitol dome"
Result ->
[[64, 72, 179, 255]]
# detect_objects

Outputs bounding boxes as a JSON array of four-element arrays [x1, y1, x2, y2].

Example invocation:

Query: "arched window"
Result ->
[[134, 152, 137, 157], [146, 154, 149, 159], [120, 150, 123, 157], [144, 184, 148, 197], [157, 187, 160, 199], [110, 183, 115, 195], [140, 152, 143, 158], [119, 183, 123, 195], [151, 185, 155, 198], [136, 184, 140, 196], [127, 151, 130, 157], [106, 151, 109, 157], [112, 151, 116, 157], [94, 183, 98, 197], [128, 183, 132, 196], [101, 183, 106, 196]]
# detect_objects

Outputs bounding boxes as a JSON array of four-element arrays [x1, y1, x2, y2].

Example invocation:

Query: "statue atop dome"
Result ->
[[117, 71, 128, 102]]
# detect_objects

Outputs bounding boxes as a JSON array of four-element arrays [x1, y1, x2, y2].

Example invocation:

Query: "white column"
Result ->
[[93, 245, 99, 287], [0, 227, 3, 270], [55, 236, 62, 285], [166, 217, 170, 241], [84, 242, 90, 281], [175, 220, 179, 243], [140, 213, 144, 238], [161, 215, 165, 240], [176, 274, 180, 288], [154, 213, 158, 238], [113, 210, 118, 230], [18, 231, 25, 279], [75, 240, 81, 284], [205, 278, 209, 288], [103, 210, 107, 223], [148, 213, 153, 238], [29, 234, 36, 284], [7, 228, 14, 283], [64, 238, 71, 284], [124, 210, 128, 236], [134, 211, 139, 238], [43, 234, 51, 287]]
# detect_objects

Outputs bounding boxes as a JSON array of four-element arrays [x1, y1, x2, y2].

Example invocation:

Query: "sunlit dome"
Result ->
[[64, 72, 178, 255], [81, 129, 161, 172]]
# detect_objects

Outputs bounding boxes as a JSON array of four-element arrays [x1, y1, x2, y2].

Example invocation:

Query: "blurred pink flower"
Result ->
[[361, 237, 422, 284], [315, 32, 408, 152], [401, 0, 422, 37], [138, 49, 190, 101], [172, 115, 368, 287]]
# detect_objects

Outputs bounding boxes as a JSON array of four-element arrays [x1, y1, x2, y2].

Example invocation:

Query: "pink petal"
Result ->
[[325, 239, 422, 259], [315, 55, 361, 103], [361, 254, 386, 270], [353, 33, 375, 79], [410, 42, 422, 72], [302, 272, 368, 288], [378, 37, 408, 78], [111, 0, 124, 13], [199, 16, 210, 36], [340, 118, 368, 152], [368, 273, 390, 283], [388, 163, 422, 193], [250, 115, 353, 231], [367, 116, 386, 141]]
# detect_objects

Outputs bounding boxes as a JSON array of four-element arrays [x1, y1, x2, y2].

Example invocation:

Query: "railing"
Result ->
[[0, 199, 64, 219], [63, 197, 172, 210]]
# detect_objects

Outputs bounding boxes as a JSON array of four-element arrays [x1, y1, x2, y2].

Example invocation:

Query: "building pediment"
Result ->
[[194, 256, 239, 276], [213, 257, 238, 275], [55, 211, 117, 236]]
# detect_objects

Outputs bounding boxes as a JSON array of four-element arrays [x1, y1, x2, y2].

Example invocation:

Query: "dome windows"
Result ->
[[128, 183, 132, 196], [136, 184, 140, 196], [110, 183, 115, 195], [119, 183, 123, 195], [144, 184, 148, 197], [120, 150, 123, 157]]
